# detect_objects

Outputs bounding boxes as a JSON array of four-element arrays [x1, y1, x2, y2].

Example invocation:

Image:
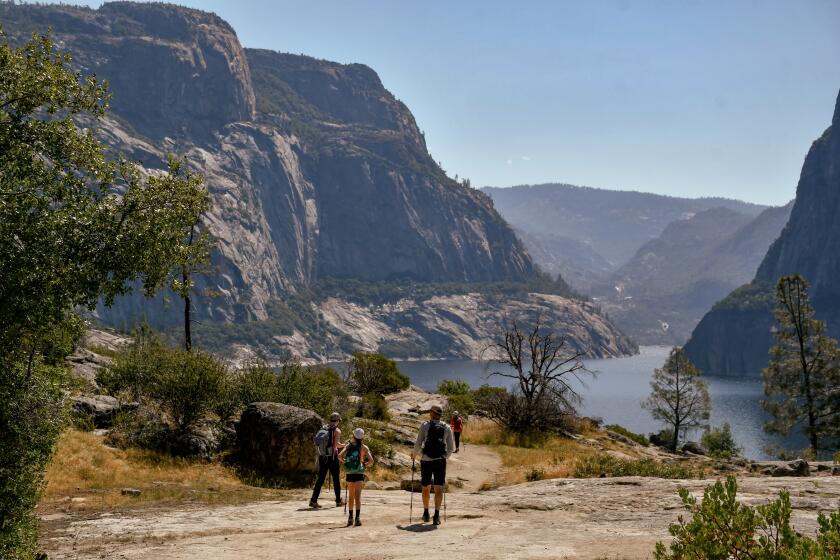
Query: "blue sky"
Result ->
[[35, 1, 840, 205]]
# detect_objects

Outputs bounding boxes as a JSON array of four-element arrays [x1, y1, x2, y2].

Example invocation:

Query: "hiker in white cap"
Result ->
[[338, 427, 375, 526]]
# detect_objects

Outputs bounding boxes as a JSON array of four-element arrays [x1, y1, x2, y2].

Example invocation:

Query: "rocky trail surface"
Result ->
[[40, 466, 840, 559]]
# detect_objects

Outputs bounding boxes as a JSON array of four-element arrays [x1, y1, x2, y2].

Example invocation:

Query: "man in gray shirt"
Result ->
[[411, 404, 455, 525]]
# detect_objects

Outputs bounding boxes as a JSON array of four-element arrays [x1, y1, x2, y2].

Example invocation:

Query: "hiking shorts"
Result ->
[[420, 459, 446, 487], [346, 473, 365, 483]]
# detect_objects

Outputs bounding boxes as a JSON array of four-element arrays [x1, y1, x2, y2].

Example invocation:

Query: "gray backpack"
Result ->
[[314, 425, 334, 457]]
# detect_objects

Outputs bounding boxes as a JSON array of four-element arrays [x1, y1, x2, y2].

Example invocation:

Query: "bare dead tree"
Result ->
[[481, 318, 593, 435]]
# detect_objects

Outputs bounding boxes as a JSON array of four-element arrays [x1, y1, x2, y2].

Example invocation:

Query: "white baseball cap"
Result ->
[[352, 428, 365, 439]]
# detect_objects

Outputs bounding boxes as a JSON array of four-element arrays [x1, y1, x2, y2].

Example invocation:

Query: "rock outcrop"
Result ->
[[0, 2, 635, 361], [685, 90, 840, 374], [236, 403, 323, 481]]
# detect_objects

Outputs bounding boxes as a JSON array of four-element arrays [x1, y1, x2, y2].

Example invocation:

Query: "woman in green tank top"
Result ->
[[338, 427, 374, 526]]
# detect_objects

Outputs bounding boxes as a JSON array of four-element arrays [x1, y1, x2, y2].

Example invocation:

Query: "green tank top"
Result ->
[[344, 442, 365, 473]]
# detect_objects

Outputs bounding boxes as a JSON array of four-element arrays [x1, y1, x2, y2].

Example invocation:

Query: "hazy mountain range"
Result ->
[[485, 184, 790, 344]]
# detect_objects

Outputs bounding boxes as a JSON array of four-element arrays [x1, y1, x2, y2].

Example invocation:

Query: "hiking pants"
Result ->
[[311, 456, 341, 503], [454, 432, 461, 449]]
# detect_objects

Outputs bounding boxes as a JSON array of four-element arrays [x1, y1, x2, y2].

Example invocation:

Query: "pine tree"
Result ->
[[762, 274, 840, 456], [643, 347, 711, 452]]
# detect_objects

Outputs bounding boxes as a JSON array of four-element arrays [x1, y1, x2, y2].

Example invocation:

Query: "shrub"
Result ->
[[701, 423, 741, 459], [606, 424, 650, 447], [473, 384, 507, 415], [152, 350, 227, 431], [525, 467, 545, 482], [446, 393, 476, 417], [481, 387, 573, 436], [364, 435, 394, 462], [235, 360, 282, 404], [99, 338, 228, 431], [357, 393, 391, 421], [573, 455, 699, 479], [0, 355, 66, 558], [654, 476, 840, 558], [438, 379, 471, 396], [274, 363, 346, 420], [347, 352, 409, 395]]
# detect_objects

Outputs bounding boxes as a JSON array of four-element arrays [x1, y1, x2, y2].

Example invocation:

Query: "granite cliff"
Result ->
[[0, 2, 634, 360], [685, 90, 840, 374]]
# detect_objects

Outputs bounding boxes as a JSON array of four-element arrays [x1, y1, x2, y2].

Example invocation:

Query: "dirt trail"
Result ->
[[42, 474, 840, 559]]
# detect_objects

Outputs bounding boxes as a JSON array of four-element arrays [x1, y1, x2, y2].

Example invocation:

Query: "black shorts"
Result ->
[[420, 459, 446, 487], [346, 473, 365, 483]]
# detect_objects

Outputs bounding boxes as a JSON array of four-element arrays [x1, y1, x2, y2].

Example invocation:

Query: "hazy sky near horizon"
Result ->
[[32, 0, 840, 206]]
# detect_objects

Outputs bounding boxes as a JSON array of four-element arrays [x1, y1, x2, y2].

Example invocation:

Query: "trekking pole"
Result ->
[[443, 479, 447, 523], [409, 459, 415, 524]]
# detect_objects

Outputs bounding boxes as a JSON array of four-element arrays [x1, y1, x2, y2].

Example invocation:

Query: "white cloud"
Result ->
[[521, 155, 531, 161], [506, 159, 513, 166]]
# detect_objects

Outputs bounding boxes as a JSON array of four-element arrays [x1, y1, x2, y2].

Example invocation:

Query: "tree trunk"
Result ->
[[670, 421, 679, 453], [183, 267, 192, 352]]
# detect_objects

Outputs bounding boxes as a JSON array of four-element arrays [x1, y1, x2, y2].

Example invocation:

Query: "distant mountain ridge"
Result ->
[[685, 90, 840, 374], [483, 183, 769, 272]]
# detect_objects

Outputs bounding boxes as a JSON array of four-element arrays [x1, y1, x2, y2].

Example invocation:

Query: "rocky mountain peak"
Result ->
[[2, 1, 256, 139]]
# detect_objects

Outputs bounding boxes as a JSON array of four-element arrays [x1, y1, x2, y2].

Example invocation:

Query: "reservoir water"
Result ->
[[396, 346, 806, 460]]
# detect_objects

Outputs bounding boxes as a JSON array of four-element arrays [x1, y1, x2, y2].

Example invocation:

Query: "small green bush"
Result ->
[[274, 363, 346, 420], [153, 349, 227, 430], [347, 352, 409, 395], [364, 435, 394, 462], [438, 379, 471, 395], [655, 475, 840, 558], [701, 423, 741, 459], [525, 467, 546, 482], [606, 424, 650, 447], [574, 455, 699, 479], [472, 384, 507, 413], [357, 393, 391, 421], [446, 393, 476, 417]]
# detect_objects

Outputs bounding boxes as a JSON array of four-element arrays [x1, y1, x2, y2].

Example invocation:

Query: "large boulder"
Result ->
[[236, 403, 323, 482], [71, 395, 135, 428], [681, 441, 707, 456]]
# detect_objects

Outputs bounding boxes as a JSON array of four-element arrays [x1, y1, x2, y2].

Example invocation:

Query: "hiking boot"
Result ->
[[433, 513, 441, 526], [347, 514, 353, 526], [454, 448, 459, 453], [335, 498, 345, 507], [309, 500, 321, 509], [422, 511, 430, 523], [354, 516, 362, 527]]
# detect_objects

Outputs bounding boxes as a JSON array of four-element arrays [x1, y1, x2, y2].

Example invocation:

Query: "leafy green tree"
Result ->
[[347, 352, 409, 395], [642, 347, 711, 452], [0, 30, 208, 557], [762, 274, 840, 456]]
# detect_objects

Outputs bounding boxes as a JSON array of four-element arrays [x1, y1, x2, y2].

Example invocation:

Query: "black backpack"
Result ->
[[422, 420, 446, 459]]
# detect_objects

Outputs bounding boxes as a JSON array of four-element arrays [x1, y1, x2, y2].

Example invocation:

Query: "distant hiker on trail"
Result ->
[[451, 411, 464, 453], [339, 427, 375, 527], [411, 404, 455, 525], [310, 412, 345, 509]]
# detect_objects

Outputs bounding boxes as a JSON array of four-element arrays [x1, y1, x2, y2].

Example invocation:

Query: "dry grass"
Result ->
[[464, 418, 657, 484], [40, 430, 287, 513]]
